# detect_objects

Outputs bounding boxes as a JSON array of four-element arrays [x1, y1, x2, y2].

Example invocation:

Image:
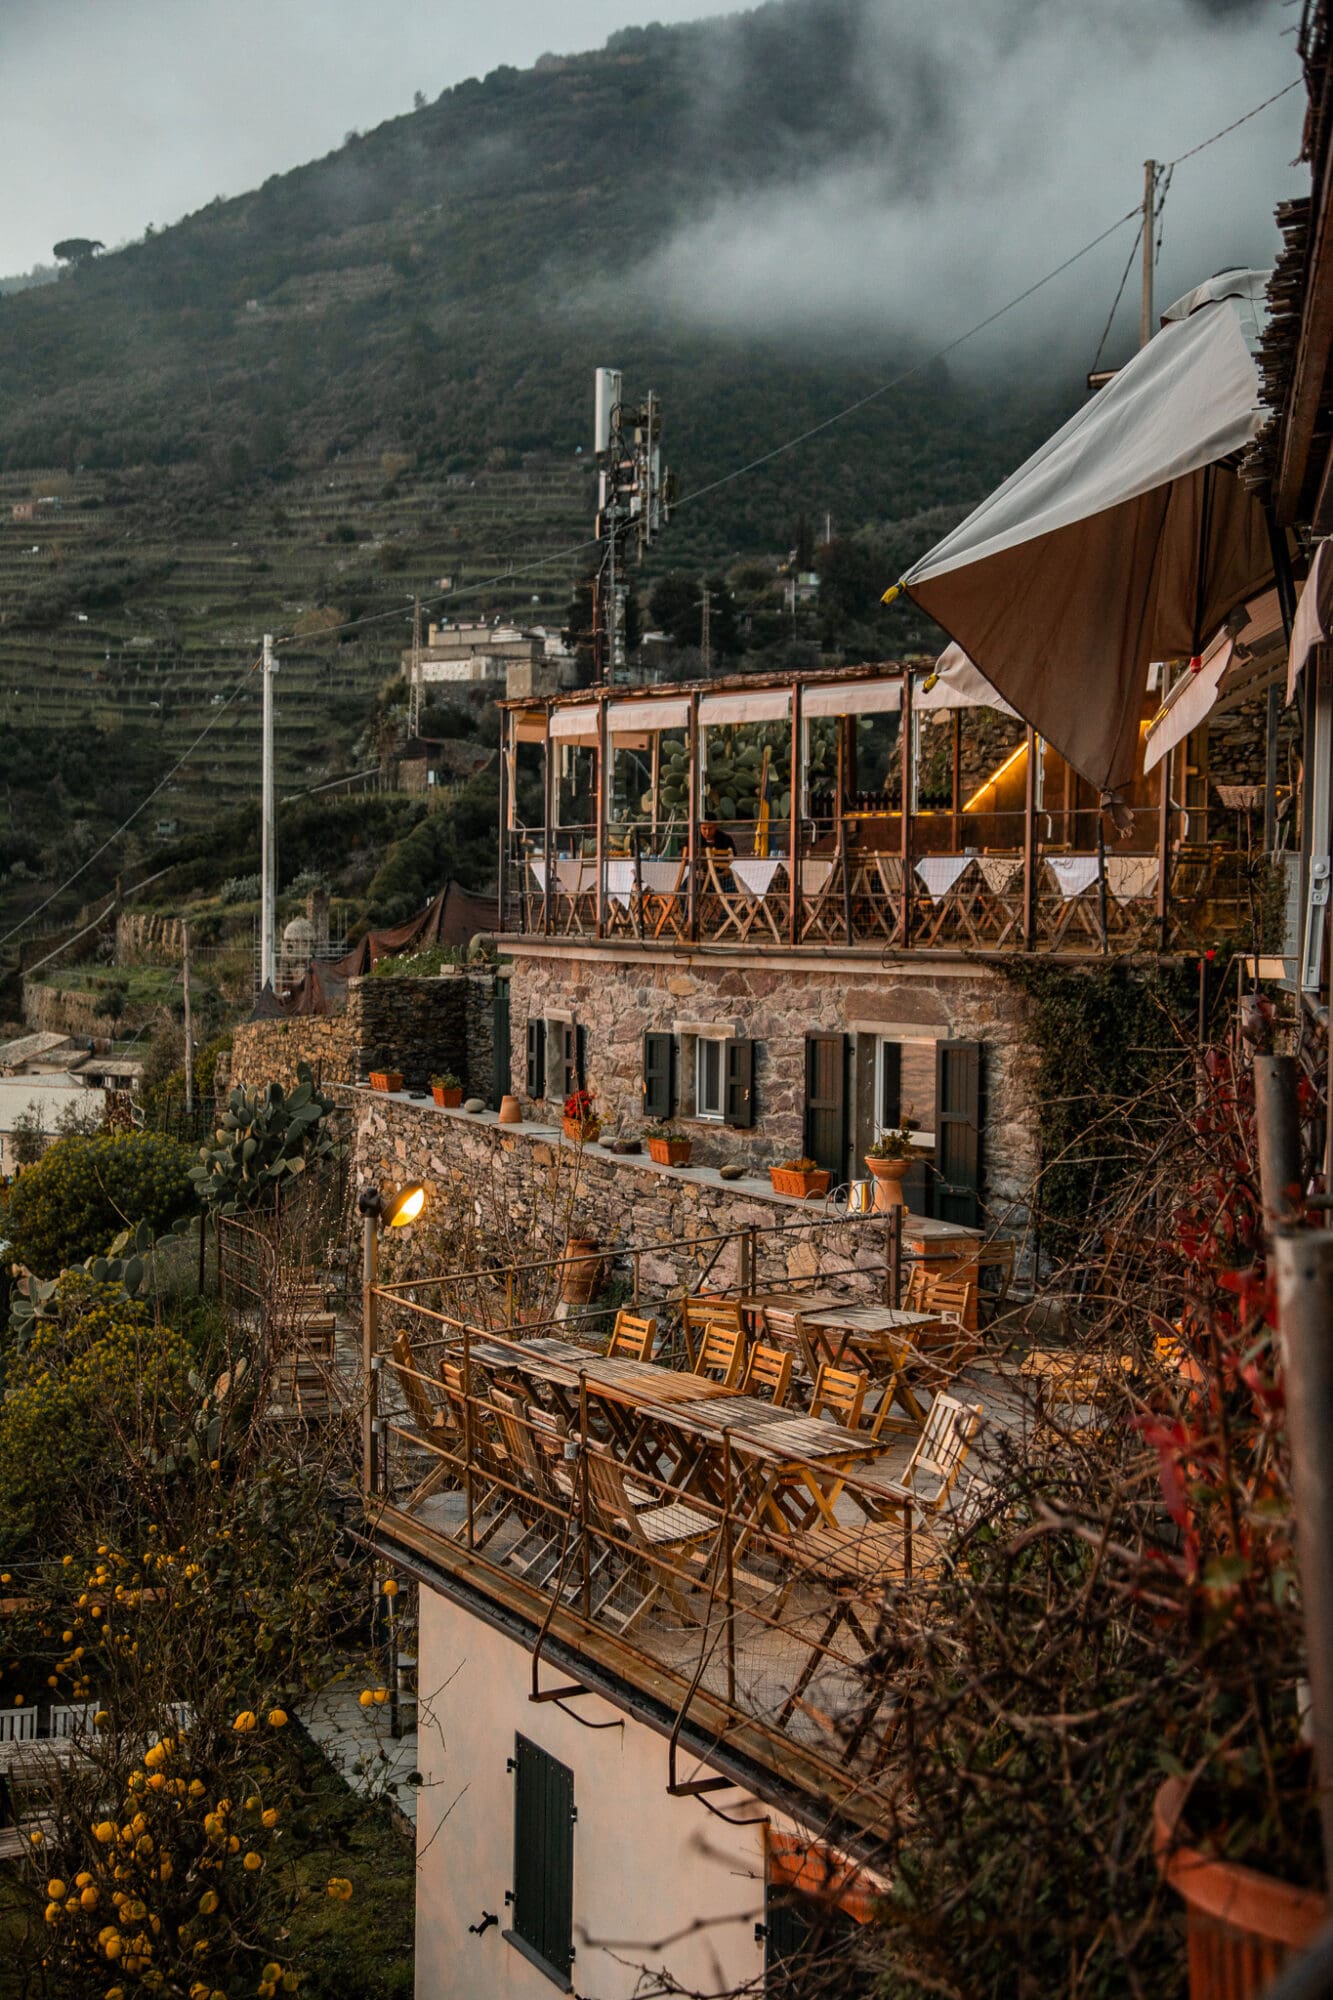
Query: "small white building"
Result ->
[[0, 1076, 106, 1172]]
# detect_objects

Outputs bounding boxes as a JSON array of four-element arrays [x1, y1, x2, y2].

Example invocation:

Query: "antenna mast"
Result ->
[[592, 368, 673, 684]]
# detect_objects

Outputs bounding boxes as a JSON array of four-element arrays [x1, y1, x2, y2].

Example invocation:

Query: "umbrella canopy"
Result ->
[[915, 643, 1020, 716], [896, 271, 1275, 793], [1143, 586, 1286, 773]]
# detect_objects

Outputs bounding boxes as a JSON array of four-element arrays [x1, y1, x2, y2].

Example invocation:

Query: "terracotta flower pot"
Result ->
[[864, 1155, 911, 1210], [432, 1085, 463, 1109], [369, 1070, 403, 1094], [563, 1116, 600, 1143], [497, 1094, 523, 1125], [647, 1136, 692, 1167], [559, 1236, 603, 1307], [769, 1165, 830, 1200], [1154, 1778, 1326, 2000]]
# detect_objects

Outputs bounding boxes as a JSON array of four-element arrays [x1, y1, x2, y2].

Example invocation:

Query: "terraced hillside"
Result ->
[[0, 454, 590, 830]]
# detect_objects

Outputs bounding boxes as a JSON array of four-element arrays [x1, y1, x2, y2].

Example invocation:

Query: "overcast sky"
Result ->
[[0, 0, 718, 273]]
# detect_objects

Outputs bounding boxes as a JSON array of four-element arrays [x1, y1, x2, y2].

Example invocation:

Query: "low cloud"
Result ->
[[627, 0, 1303, 367]]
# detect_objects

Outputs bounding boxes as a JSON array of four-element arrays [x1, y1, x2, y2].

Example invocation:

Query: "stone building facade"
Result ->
[[504, 940, 1040, 1233]]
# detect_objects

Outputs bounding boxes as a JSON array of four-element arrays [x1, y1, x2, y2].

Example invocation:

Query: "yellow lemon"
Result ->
[[267, 1708, 288, 1728], [81, 1886, 100, 1911], [46, 1879, 67, 1900], [382, 1579, 398, 1597], [197, 1889, 218, 1915], [261, 1808, 279, 1829], [232, 1711, 257, 1733], [243, 1851, 262, 1872]]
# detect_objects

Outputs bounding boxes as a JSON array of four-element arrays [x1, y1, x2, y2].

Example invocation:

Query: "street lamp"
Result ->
[[359, 1182, 428, 1498]]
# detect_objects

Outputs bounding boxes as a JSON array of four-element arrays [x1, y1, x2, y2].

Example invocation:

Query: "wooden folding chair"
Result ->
[[682, 1294, 742, 1367], [845, 1393, 984, 1547], [607, 1309, 658, 1362], [977, 1237, 1017, 1319], [691, 1323, 746, 1388], [490, 1390, 571, 1582], [915, 1274, 978, 1369], [809, 1362, 869, 1430], [739, 1342, 793, 1407], [759, 1306, 818, 1383], [390, 1331, 461, 1511], [439, 1362, 515, 1547], [583, 1447, 717, 1633]]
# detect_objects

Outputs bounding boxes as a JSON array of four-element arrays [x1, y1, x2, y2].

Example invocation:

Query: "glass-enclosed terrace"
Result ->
[[497, 665, 1266, 955]]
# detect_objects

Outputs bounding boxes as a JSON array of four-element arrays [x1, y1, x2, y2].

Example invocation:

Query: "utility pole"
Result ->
[[181, 921, 194, 1117], [407, 595, 422, 739], [260, 633, 278, 993], [1140, 160, 1157, 349], [700, 585, 712, 677]]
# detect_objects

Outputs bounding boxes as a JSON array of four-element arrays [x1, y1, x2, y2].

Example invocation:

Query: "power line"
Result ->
[[1164, 77, 1301, 169], [0, 656, 261, 953], [1091, 219, 1145, 374]]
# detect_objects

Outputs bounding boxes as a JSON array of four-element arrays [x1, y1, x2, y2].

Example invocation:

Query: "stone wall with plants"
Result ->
[[346, 1088, 893, 1300], [504, 947, 1039, 1214], [231, 968, 502, 1100]]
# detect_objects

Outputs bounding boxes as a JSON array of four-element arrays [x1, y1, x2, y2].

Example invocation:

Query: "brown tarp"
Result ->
[[254, 881, 499, 1020], [900, 274, 1274, 794]]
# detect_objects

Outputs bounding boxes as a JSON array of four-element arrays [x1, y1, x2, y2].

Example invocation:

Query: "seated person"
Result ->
[[699, 818, 735, 856]]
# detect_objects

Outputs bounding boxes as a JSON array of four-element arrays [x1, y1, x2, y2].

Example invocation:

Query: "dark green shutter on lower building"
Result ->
[[724, 1037, 755, 1128], [491, 978, 510, 1109], [525, 1020, 545, 1099], [509, 1735, 575, 1983], [935, 1039, 984, 1226], [803, 1034, 847, 1177], [642, 1032, 676, 1119]]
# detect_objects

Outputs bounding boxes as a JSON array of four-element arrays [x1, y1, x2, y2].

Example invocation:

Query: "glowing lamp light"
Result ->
[[962, 738, 1028, 812], [386, 1183, 426, 1229], [356, 1182, 428, 1228]]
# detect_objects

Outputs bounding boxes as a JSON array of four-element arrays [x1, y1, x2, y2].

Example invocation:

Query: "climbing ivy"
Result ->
[[1002, 959, 1197, 1259]]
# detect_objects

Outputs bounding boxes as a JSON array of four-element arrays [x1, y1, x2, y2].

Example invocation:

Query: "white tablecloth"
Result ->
[[604, 859, 636, 907], [976, 855, 1023, 893], [731, 856, 783, 897], [1105, 855, 1159, 904], [1045, 855, 1101, 900], [915, 855, 973, 901], [801, 859, 835, 896], [639, 859, 685, 893]]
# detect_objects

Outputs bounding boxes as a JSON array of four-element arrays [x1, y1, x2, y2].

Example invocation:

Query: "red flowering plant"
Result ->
[[561, 1088, 599, 1142], [1134, 1042, 1318, 1883]]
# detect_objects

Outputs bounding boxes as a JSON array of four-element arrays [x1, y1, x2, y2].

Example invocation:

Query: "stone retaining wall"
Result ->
[[347, 1087, 897, 1301], [231, 969, 502, 1100]]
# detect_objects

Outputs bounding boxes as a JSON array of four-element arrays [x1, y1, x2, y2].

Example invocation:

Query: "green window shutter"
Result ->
[[556, 1022, 578, 1100], [803, 1034, 847, 1176], [935, 1039, 984, 1227], [575, 1024, 588, 1091], [525, 1017, 544, 1099], [510, 1735, 575, 1981], [642, 1032, 676, 1119], [724, 1037, 755, 1128]]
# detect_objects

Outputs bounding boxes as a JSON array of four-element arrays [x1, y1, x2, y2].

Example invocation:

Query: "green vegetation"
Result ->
[[191, 1066, 338, 1216], [0, 1130, 196, 1276], [0, 0, 1079, 950]]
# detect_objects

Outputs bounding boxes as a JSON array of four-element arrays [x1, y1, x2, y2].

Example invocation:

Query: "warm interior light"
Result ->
[[962, 738, 1028, 812], [385, 1183, 427, 1229]]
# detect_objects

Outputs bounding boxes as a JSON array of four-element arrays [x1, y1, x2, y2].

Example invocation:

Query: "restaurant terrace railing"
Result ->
[[498, 671, 1270, 958], [370, 1301, 958, 1834], [361, 1210, 1024, 1835]]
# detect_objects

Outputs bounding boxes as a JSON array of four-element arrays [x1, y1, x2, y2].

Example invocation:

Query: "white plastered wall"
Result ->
[[413, 1586, 771, 2000]]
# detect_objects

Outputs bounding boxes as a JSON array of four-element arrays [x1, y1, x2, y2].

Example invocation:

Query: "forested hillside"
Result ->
[[0, 0, 1089, 954]]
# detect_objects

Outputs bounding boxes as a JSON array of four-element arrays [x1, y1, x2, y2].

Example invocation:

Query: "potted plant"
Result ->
[[369, 1068, 403, 1094], [769, 1155, 830, 1199], [644, 1122, 692, 1168], [430, 1071, 464, 1109], [562, 1088, 600, 1144], [864, 1122, 917, 1209]]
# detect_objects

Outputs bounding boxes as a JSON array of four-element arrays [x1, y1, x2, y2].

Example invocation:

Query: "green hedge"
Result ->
[[1, 1130, 196, 1276]]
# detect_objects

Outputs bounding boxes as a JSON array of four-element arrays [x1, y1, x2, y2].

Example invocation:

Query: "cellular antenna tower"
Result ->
[[592, 368, 673, 683]]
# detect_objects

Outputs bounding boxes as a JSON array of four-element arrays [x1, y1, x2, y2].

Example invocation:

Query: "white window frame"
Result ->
[[694, 1034, 726, 1122], [874, 1034, 939, 1147]]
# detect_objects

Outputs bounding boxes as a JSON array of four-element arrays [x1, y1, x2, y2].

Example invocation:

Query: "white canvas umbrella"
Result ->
[[915, 643, 1020, 716], [891, 271, 1275, 794]]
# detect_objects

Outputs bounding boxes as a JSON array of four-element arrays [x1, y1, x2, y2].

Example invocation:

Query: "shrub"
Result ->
[[2, 1131, 196, 1276]]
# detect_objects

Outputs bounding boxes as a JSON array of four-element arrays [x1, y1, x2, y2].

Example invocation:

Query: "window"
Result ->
[[539, 1019, 586, 1101], [875, 1037, 937, 1144], [507, 1735, 575, 1988], [696, 1035, 724, 1120]]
